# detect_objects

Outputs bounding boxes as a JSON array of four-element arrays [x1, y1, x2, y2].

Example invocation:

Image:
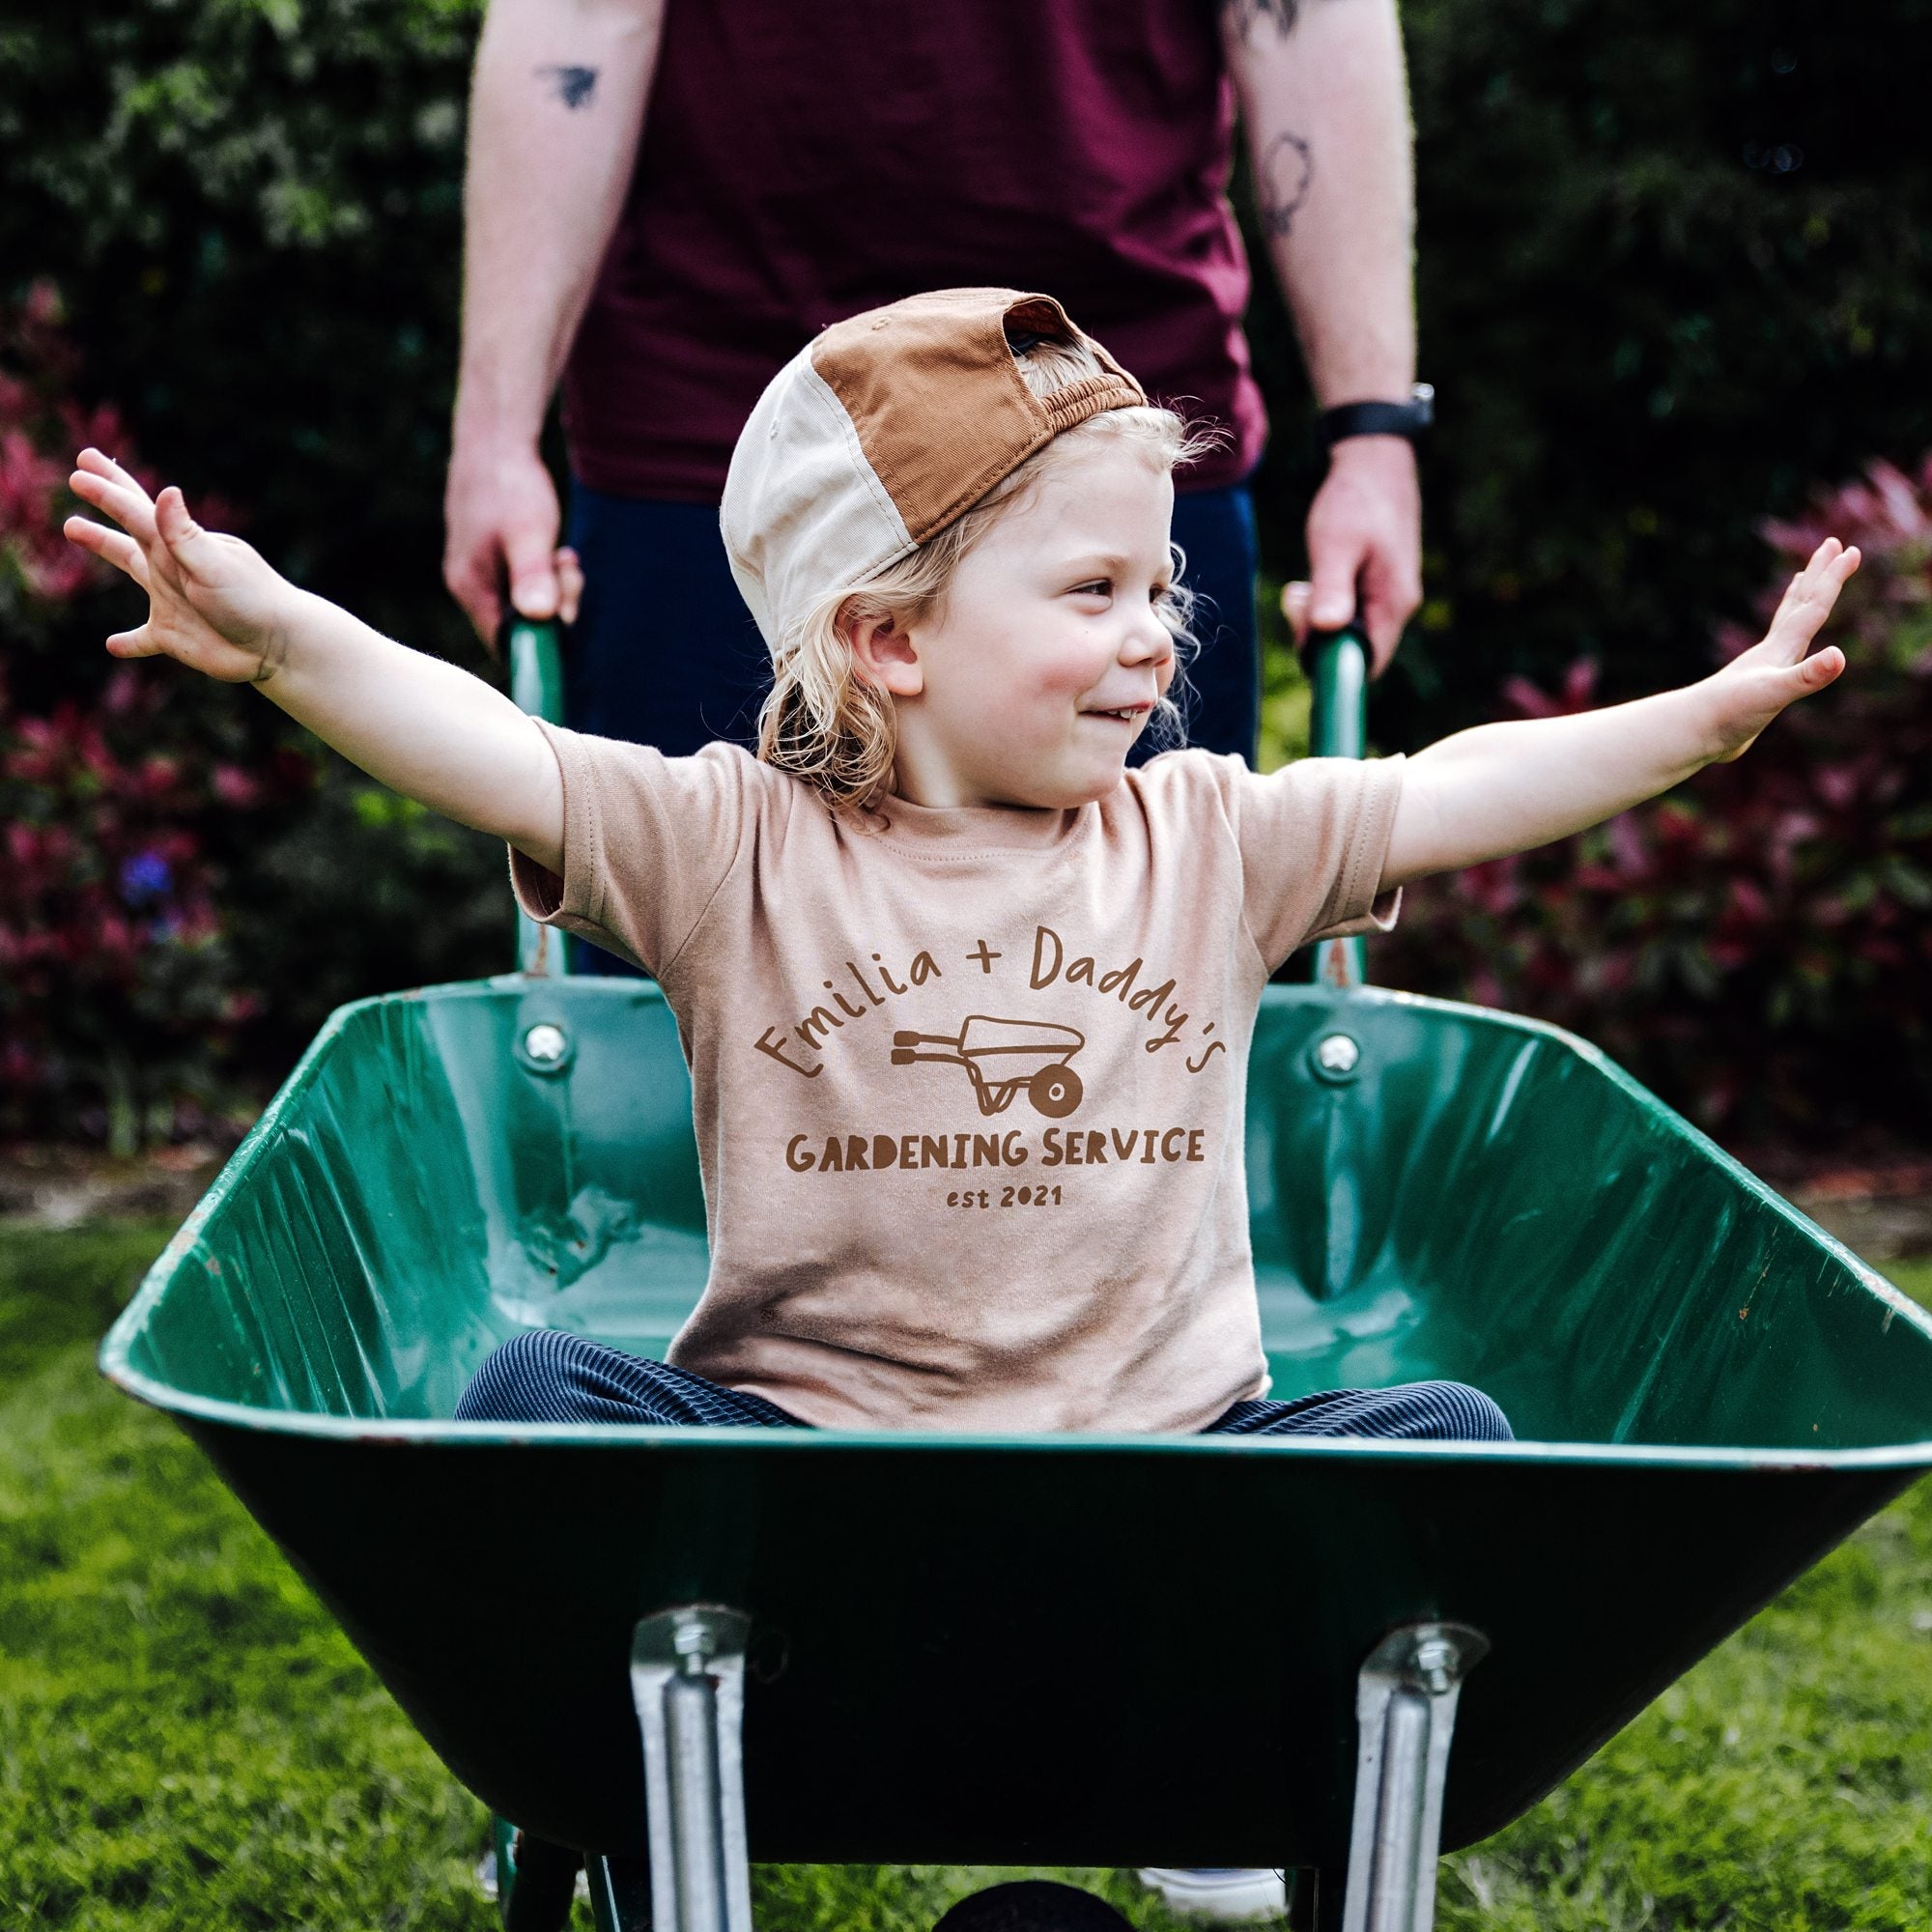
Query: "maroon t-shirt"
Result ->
[[562, 0, 1264, 501]]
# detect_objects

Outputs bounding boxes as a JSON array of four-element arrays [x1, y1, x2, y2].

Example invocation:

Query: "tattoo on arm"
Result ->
[[1224, 0, 1300, 41], [535, 64, 599, 110], [1259, 131, 1314, 238]]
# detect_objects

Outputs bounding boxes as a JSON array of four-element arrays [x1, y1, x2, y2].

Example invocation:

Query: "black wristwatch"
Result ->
[[1317, 383, 1434, 450]]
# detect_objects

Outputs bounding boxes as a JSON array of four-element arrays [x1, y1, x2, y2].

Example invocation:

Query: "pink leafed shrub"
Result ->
[[0, 282, 140, 607], [0, 282, 307, 1150], [1378, 455, 1932, 1142]]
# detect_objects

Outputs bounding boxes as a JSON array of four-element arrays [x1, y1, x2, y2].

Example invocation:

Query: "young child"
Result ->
[[65, 288, 1857, 1444]]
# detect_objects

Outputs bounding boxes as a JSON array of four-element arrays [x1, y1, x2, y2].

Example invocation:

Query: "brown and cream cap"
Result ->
[[722, 288, 1146, 648]]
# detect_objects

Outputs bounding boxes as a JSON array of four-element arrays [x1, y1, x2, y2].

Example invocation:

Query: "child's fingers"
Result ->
[[63, 515, 150, 585], [104, 623, 161, 659], [74, 447, 159, 518], [1716, 644, 1846, 761], [1763, 543, 1860, 660], [153, 486, 224, 582], [1800, 642, 1846, 690], [75, 446, 152, 497], [1762, 646, 1844, 710], [1792, 541, 1860, 603], [155, 484, 198, 550], [1808, 540, 1858, 591], [68, 466, 160, 545]]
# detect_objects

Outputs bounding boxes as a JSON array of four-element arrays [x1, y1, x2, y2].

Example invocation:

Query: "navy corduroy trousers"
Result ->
[[455, 1329, 1513, 1441]]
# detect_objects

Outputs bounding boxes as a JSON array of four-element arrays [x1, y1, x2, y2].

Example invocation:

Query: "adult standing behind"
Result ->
[[443, 0, 1427, 769]]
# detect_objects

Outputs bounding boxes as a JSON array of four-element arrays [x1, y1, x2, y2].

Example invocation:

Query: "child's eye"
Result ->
[[1070, 579, 1112, 599]]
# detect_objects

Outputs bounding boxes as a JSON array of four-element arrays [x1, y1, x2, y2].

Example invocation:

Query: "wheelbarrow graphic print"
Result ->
[[891, 1014, 1085, 1118]]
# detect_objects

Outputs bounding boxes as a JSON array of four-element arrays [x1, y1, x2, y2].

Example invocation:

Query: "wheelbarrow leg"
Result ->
[[495, 1821, 582, 1932], [631, 1605, 754, 1932], [1284, 1868, 1339, 1932], [585, 1854, 653, 1932], [1340, 1622, 1488, 1932]]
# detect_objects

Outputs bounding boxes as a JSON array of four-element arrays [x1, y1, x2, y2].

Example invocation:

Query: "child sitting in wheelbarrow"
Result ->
[[64, 288, 1857, 1446]]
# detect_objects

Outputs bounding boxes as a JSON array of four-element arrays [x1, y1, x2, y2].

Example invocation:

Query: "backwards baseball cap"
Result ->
[[722, 288, 1146, 650]]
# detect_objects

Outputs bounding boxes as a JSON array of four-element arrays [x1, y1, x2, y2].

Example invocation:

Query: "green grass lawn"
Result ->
[[2, 1224, 1930, 1930]]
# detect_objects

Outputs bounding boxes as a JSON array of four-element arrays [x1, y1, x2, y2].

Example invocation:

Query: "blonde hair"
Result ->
[[754, 334, 1223, 810]]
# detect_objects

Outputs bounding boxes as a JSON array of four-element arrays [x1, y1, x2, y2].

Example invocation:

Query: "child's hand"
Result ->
[[1703, 536, 1859, 762], [63, 448, 301, 685]]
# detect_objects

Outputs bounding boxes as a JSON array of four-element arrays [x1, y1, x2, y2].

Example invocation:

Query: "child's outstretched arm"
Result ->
[[1379, 538, 1859, 889], [63, 449, 571, 875]]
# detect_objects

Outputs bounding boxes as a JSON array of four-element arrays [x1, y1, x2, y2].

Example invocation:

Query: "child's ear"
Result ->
[[842, 605, 923, 697]]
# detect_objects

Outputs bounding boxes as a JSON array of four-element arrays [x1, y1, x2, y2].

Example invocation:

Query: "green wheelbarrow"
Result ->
[[99, 625, 1932, 1932]]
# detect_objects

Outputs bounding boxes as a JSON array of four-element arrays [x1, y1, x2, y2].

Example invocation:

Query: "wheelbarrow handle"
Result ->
[[1307, 622, 1371, 991], [507, 618, 568, 979], [507, 616, 567, 727], [1309, 623, 1369, 762]]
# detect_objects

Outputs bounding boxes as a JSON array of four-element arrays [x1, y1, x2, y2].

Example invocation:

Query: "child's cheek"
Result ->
[[1035, 644, 1103, 702]]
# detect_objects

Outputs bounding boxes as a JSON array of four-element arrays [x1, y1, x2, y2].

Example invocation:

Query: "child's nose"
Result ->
[[1122, 603, 1174, 667]]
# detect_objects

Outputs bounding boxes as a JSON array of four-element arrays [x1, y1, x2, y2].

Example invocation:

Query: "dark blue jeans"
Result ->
[[561, 477, 1261, 976], [1162, 479, 1261, 769], [457, 1329, 1514, 1441], [562, 489, 771, 756]]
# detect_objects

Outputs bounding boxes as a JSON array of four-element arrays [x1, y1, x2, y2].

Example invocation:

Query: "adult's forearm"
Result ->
[[263, 592, 564, 869], [1382, 688, 1721, 887], [455, 0, 667, 449], [1223, 0, 1414, 406]]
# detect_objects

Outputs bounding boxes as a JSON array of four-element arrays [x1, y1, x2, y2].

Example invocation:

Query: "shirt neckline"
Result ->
[[858, 789, 1091, 853]]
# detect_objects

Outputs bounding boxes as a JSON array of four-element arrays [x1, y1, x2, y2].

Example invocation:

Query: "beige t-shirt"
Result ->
[[511, 726, 1403, 1433]]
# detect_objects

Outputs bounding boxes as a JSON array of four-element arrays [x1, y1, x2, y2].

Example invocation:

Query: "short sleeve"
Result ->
[[1225, 754, 1406, 973], [507, 724, 761, 975]]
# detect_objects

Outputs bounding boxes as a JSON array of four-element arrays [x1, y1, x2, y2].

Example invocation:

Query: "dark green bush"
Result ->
[[1248, 0, 1932, 742], [1, 0, 479, 645], [1, 0, 508, 1138]]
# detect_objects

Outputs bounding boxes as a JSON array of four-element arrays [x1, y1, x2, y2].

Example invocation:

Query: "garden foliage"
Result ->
[[0, 279, 508, 1146], [2, 0, 509, 1142], [0, 286, 304, 1151], [1379, 457, 1932, 1137], [1251, 0, 1932, 735], [2, 0, 1930, 1141]]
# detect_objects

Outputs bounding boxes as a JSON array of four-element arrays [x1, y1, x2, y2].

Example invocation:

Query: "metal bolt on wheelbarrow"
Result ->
[[99, 619, 1932, 1932]]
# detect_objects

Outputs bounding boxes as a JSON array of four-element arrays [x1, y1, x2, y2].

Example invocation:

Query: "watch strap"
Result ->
[[1318, 384, 1435, 449]]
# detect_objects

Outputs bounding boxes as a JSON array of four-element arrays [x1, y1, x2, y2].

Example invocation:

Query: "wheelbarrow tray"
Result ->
[[99, 977, 1932, 1870]]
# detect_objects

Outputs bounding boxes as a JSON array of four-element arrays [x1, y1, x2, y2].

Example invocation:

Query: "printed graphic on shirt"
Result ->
[[890, 1016, 1085, 1119], [752, 923, 1225, 1083], [782, 1122, 1210, 1178], [759, 923, 1230, 1188]]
